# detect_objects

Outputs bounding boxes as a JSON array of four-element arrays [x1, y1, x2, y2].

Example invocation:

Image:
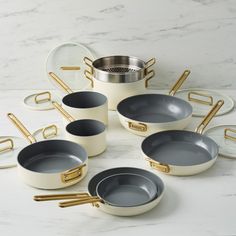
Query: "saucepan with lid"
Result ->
[[84, 56, 156, 110], [142, 100, 224, 176], [117, 70, 192, 136], [34, 167, 165, 216], [7, 113, 88, 189]]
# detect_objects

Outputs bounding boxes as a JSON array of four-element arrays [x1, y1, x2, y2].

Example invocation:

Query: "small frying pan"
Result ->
[[49, 72, 108, 125], [34, 167, 165, 216], [7, 113, 88, 189], [52, 102, 106, 157], [117, 70, 192, 136], [142, 100, 224, 176]]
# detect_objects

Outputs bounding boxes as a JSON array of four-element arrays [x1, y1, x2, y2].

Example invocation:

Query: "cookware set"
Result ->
[[1, 47, 235, 216]]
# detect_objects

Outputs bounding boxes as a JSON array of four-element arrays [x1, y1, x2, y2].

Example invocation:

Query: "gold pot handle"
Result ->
[[7, 113, 36, 144], [224, 128, 236, 142], [168, 70, 191, 96], [59, 196, 101, 208], [84, 70, 94, 88], [34, 91, 51, 104], [42, 124, 58, 139], [48, 72, 73, 94], [60, 66, 80, 71], [145, 158, 170, 173], [61, 164, 86, 184], [145, 70, 155, 88], [145, 58, 156, 70], [83, 57, 93, 73], [0, 138, 14, 154], [52, 101, 75, 123], [34, 192, 89, 201], [188, 91, 213, 106], [195, 100, 224, 134], [128, 121, 147, 132]]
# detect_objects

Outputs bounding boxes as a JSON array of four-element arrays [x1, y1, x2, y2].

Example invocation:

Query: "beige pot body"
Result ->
[[62, 100, 108, 125], [118, 113, 192, 137], [17, 159, 88, 189], [65, 130, 106, 157], [93, 78, 147, 110]]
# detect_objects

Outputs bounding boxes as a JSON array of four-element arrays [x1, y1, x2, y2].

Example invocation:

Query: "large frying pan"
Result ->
[[142, 100, 224, 176], [34, 167, 165, 216], [117, 70, 192, 136], [7, 113, 88, 189]]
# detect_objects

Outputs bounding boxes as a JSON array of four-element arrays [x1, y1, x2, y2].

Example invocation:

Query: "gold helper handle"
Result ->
[[145, 70, 155, 88], [7, 113, 36, 144], [60, 66, 81, 71], [145, 158, 170, 173], [188, 91, 213, 106], [83, 57, 93, 73], [224, 128, 236, 142], [42, 124, 58, 139], [168, 70, 191, 96], [48, 72, 73, 94], [59, 196, 101, 208], [34, 91, 51, 104], [34, 193, 89, 201], [195, 100, 224, 134], [84, 70, 94, 88], [0, 138, 14, 153], [52, 101, 75, 123], [128, 121, 147, 132]]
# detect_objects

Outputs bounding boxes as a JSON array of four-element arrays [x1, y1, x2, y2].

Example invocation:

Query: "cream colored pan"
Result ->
[[7, 113, 88, 189], [142, 100, 224, 176]]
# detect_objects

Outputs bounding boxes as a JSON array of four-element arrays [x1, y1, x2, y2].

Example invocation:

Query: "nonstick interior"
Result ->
[[18, 140, 87, 173], [96, 173, 157, 207], [142, 130, 218, 166], [88, 167, 164, 202], [117, 94, 192, 123], [63, 91, 107, 109]]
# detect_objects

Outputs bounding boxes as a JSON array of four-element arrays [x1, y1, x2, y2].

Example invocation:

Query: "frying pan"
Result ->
[[117, 70, 192, 136], [49, 72, 108, 125], [142, 100, 224, 176], [34, 167, 165, 216], [52, 101, 106, 157], [7, 113, 88, 189]]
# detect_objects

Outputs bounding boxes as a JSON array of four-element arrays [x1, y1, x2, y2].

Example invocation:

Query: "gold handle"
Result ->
[[59, 196, 101, 208], [188, 91, 213, 106], [61, 164, 86, 184], [60, 66, 80, 71], [128, 121, 147, 132], [52, 101, 75, 123], [145, 70, 155, 88], [146, 158, 170, 173], [34, 193, 89, 201], [145, 58, 156, 70], [7, 113, 36, 144], [224, 128, 236, 142], [84, 70, 94, 88], [34, 91, 51, 104], [0, 139, 14, 154], [42, 124, 58, 139], [168, 70, 191, 96], [195, 100, 224, 134], [83, 57, 93, 73], [48, 72, 73, 94]]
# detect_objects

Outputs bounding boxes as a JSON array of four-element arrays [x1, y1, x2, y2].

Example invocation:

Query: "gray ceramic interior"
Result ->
[[63, 91, 107, 108], [142, 130, 218, 166], [88, 167, 164, 205], [66, 119, 105, 136], [18, 140, 87, 173], [96, 173, 157, 207], [117, 94, 192, 123]]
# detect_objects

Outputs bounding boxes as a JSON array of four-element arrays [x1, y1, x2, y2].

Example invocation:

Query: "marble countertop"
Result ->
[[0, 89, 235, 236]]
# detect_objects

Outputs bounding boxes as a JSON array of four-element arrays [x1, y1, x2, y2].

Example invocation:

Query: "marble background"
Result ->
[[0, 0, 236, 90]]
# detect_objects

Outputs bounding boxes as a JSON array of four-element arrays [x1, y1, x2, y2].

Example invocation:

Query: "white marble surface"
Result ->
[[0, 0, 236, 90], [0, 89, 236, 236]]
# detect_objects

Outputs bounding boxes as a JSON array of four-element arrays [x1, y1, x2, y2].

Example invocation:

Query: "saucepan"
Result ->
[[34, 167, 165, 216], [7, 113, 88, 189], [49, 72, 108, 125], [117, 70, 192, 136], [52, 101, 106, 157], [84, 56, 156, 110], [142, 100, 224, 176]]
